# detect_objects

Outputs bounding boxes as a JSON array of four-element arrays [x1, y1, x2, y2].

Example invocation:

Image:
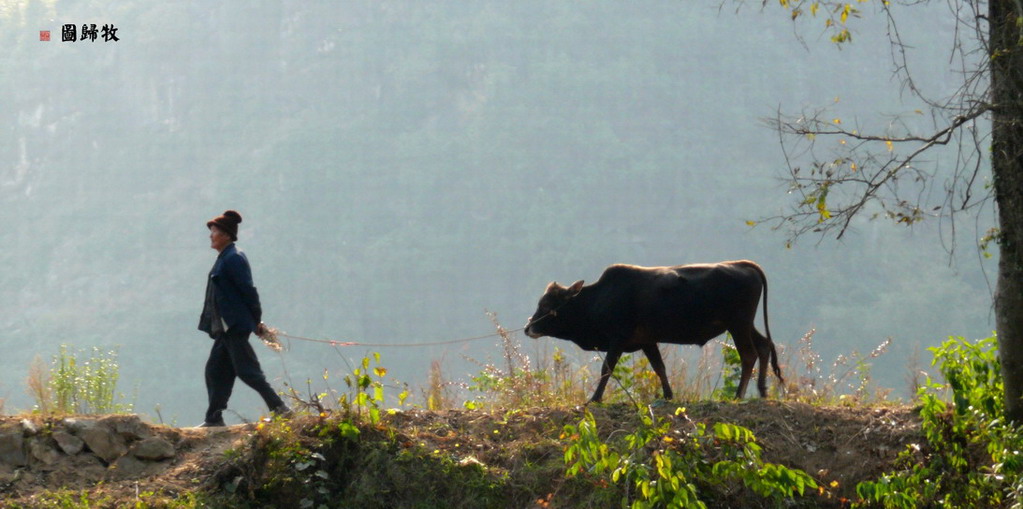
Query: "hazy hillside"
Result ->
[[0, 1, 996, 422]]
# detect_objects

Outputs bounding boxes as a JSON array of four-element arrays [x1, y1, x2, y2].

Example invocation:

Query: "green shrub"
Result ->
[[38, 344, 132, 415], [712, 342, 742, 400], [855, 335, 1023, 508], [562, 405, 817, 508]]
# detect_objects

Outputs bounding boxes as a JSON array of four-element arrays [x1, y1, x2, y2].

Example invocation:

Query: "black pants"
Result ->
[[204, 329, 285, 423]]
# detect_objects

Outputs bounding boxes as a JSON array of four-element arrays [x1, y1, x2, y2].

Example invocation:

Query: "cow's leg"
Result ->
[[641, 344, 673, 400], [751, 329, 771, 397], [729, 326, 758, 399], [590, 348, 623, 403]]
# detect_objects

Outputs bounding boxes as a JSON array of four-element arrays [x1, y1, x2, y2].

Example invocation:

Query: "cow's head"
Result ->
[[524, 279, 584, 338]]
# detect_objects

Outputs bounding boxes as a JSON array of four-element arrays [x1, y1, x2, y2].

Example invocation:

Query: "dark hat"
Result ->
[[207, 210, 242, 241]]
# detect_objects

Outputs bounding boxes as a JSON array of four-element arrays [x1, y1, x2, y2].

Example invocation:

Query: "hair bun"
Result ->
[[222, 210, 242, 223]]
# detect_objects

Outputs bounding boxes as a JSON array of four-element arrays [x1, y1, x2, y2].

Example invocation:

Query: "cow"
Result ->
[[524, 260, 783, 403]]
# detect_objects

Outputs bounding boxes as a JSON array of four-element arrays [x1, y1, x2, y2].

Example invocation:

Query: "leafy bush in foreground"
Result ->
[[563, 405, 817, 508], [856, 335, 1023, 508]]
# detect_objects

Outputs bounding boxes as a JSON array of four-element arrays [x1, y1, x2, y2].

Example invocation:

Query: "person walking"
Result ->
[[197, 210, 290, 427]]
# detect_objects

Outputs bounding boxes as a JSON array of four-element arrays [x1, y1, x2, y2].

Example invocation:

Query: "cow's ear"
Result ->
[[568, 280, 584, 294], [545, 281, 560, 293]]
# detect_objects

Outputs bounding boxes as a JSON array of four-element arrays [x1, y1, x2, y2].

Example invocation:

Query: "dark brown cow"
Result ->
[[524, 260, 782, 403]]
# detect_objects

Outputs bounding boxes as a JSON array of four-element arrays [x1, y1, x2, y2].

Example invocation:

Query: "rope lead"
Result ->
[[273, 327, 525, 349]]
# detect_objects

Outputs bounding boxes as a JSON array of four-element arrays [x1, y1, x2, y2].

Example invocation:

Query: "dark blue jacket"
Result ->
[[198, 243, 262, 337]]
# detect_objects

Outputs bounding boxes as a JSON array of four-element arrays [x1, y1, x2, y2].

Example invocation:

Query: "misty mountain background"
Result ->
[[1, 1, 995, 424]]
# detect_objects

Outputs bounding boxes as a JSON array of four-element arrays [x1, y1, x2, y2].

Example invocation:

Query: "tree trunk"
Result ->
[[990, 0, 1023, 422]]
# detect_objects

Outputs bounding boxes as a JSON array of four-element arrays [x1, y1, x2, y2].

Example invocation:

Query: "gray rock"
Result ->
[[19, 419, 39, 436], [80, 425, 127, 464], [68, 453, 107, 481], [0, 430, 26, 467], [130, 437, 175, 461], [111, 455, 160, 479], [53, 431, 84, 456], [0, 463, 15, 483], [29, 441, 62, 466], [104, 415, 152, 441], [62, 418, 88, 434]]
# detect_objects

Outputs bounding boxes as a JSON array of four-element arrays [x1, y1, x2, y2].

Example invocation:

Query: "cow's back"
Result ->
[[626, 261, 766, 345]]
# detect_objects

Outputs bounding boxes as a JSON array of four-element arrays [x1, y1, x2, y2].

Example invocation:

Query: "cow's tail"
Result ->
[[755, 262, 784, 384]]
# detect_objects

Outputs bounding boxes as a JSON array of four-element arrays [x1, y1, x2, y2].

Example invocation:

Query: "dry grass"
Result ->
[[452, 315, 764, 411], [424, 359, 456, 410], [25, 355, 51, 414], [446, 320, 903, 412], [261, 314, 902, 416], [779, 329, 896, 405], [460, 313, 584, 409]]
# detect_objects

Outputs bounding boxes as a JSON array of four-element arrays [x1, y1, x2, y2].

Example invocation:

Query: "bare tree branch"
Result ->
[[748, 1, 995, 251]]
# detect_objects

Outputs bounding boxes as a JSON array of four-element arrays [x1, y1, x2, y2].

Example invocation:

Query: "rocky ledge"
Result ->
[[0, 415, 183, 486]]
